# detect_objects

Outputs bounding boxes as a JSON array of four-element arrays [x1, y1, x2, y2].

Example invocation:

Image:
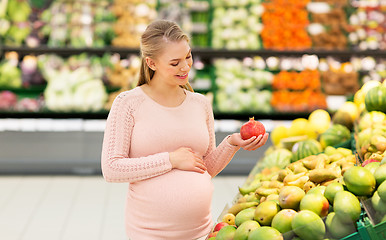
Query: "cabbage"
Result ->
[[44, 66, 107, 112]]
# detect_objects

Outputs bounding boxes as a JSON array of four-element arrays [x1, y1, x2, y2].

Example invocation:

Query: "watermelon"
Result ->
[[292, 139, 322, 162], [262, 148, 293, 169], [320, 124, 351, 149], [365, 85, 386, 113]]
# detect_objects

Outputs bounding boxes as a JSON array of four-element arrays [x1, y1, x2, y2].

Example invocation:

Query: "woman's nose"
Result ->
[[180, 61, 191, 71]]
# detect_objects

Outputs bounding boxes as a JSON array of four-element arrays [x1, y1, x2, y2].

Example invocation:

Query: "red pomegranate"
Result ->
[[240, 117, 266, 140]]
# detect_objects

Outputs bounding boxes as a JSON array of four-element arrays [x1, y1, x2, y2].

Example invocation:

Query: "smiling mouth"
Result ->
[[177, 73, 188, 77]]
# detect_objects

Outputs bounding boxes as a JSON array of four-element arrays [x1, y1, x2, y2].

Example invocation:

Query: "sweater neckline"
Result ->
[[137, 86, 189, 110]]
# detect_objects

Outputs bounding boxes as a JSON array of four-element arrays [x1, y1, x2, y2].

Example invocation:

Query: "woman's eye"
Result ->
[[186, 55, 192, 59], [171, 63, 178, 66]]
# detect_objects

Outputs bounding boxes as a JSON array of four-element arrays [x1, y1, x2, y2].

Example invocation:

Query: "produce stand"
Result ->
[[209, 108, 386, 239]]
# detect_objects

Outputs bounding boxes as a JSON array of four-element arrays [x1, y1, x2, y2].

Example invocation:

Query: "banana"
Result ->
[[227, 202, 259, 216]]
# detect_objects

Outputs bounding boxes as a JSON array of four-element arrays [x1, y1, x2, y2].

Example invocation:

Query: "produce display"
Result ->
[[318, 57, 361, 95], [347, 1, 386, 50], [0, 51, 22, 88], [307, 1, 349, 49], [39, 0, 116, 48], [111, 0, 157, 48], [209, 83, 386, 239], [38, 53, 108, 112], [261, 0, 311, 50], [211, 0, 263, 49], [213, 58, 273, 113], [158, 0, 211, 47], [0, 0, 32, 46]]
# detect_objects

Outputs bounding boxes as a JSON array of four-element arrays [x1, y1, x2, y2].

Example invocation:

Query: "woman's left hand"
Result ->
[[227, 132, 269, 151]]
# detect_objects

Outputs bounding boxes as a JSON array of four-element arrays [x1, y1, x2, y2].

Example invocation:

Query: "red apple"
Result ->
[[213, 222, 229, 232], [240, 117, 266, 140]]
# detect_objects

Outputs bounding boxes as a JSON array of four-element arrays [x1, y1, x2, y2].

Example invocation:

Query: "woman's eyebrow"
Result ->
[[169, 49, 192, 62]]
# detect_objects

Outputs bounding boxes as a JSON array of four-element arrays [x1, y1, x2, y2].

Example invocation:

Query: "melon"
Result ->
[[365, 85, 386, 113], [332, 110, 353, 131], [320, 124, 351, 149], [292, 139, 322, 162]]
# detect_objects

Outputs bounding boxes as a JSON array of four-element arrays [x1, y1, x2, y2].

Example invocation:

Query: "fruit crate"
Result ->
[[360, 196, 386, 240], [365, 220, 386, 240], [340, 217, 374, 240]]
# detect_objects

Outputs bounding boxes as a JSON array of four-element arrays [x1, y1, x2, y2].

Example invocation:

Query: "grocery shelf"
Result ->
[[1, 46, 140, 58], [2, 46, 386, 59], [0, 110, 310, 120]]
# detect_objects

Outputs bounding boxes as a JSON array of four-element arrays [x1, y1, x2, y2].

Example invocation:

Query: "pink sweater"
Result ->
[[101, 87, 240, 240]]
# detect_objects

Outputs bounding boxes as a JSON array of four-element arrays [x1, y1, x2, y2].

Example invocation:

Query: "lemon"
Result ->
[[338, 102, 359, 121], [308, 109, 331, 134], [271, 125, 289, 145], [305, 122, 318, 139], [288, 118, 308, 137]]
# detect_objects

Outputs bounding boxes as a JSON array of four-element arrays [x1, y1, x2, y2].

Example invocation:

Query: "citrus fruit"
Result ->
[[271, 125, 289, 146], [288, 118, 308, 137], [343, 166, 376, 196], [308, 109, 331, 134]]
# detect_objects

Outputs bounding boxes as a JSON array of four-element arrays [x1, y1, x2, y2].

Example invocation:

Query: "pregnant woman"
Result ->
[[101, 19, 269, 240]]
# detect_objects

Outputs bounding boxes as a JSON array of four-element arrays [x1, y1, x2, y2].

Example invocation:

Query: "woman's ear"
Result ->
[[145, 57, 156, 71]]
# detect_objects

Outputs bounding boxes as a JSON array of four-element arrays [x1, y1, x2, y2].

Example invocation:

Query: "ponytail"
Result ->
[[137, 58, 154, 87]]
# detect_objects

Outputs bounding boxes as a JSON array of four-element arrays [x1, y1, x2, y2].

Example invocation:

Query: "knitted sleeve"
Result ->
[[201, 96, 240, 177], [101, 91, 172, 183]]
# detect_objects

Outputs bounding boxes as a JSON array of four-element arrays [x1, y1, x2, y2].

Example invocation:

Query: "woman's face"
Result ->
[[148, 40, 193, 87]]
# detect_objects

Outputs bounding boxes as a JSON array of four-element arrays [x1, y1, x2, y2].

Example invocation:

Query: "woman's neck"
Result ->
[[141, 80, 186, 107]]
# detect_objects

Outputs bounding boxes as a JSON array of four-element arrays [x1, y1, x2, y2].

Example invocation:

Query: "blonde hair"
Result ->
[[137, 19, 193, 92]]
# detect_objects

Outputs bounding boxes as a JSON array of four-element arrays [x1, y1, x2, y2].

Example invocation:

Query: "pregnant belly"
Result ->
[[127, 170, 213, 230]]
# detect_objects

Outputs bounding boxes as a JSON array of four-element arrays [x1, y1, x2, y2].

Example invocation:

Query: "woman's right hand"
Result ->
[[169, 147, 207, 174]]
